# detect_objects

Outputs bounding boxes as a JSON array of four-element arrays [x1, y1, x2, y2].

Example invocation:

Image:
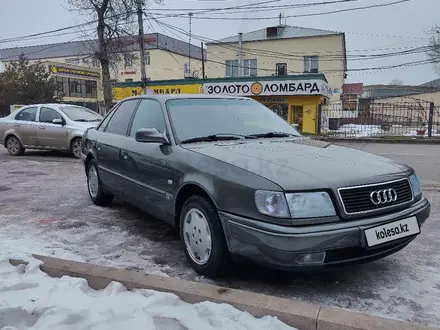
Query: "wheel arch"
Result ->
[[174, 182, 219, 230]]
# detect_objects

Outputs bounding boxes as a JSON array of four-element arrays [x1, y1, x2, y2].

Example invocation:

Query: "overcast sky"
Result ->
[[0, 0, 438, 86]]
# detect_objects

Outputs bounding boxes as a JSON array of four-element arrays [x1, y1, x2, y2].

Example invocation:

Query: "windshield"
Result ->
[[59, 106, 103, 122], [166, 98, 301, 142]]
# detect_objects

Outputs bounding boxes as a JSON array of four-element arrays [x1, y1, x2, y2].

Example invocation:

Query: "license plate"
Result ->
[[365, 217, 420, 247]]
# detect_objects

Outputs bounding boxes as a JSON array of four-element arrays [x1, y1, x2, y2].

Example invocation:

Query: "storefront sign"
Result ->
[[49, 65, 100, 79], [112, 84, 202, 100], [202, 79, 332, 97]]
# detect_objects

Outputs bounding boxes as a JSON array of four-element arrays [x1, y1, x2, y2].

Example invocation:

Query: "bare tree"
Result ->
[[427, 25, 440, 75], [389, 78, 404, 85], [67, 0, 138, 113]]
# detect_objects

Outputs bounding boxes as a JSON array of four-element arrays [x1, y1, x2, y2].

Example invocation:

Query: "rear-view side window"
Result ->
[[97, 108, 116, 132], [15, 107, 38, 122], [104, 99, 139, 135], [129, 99, 166, 137]]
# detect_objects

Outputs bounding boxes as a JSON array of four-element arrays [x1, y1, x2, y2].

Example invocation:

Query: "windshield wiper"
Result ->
[[181, 134, 246, 144], [245, 131, 294, 138]]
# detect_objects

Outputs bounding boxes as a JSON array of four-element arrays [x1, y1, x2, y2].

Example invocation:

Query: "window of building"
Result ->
[[39, 107, 63, 123], [125, 79, 133, 82], [92, 58, 100, 67], [85, 81, 93, 95], [124, 54, 134, 68], [243, 59, 257, 76], [276, 63, 287, 76], [304, 56, 319, 73], [14, 107, 37, 122], [129, 99, 166, 137], [105, 99, 139, 135], [65, 58, 80, 65], [225, 59, 239, 77], [75, 81, 82, 94], [144, 52, 150, 66]]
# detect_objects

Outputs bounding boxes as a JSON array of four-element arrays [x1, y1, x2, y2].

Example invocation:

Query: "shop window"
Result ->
[[225, 59, 239, 77], [144, 52, 150, 66], [85, 81, 93, 95], [75, 81, 82, 94], [304, 56, 319, 73], [243, 59, 257, 76], [69, 81, 77, 95], [276, 63, 287, 76]]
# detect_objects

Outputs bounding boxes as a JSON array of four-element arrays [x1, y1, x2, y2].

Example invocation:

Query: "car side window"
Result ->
[[39, 107, 63, 123], [14, 107, 38, 122], [104, 99, 139, 135], [129, 99, 166, 137]]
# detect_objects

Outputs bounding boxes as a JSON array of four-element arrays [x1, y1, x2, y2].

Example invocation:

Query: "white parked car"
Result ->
[[0, 104, 103, 158]]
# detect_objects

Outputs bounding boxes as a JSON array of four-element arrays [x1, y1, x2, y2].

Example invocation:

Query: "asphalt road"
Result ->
[[0, 143, 439, 327]]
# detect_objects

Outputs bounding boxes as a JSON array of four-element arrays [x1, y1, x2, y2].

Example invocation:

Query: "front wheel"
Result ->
[[87, 160, 113, 206], [70, 138, 82, 159], [180, 195, 230, 278]]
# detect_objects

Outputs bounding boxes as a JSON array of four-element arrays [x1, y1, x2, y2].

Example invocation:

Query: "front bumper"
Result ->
[[219, 197, 430, 270]]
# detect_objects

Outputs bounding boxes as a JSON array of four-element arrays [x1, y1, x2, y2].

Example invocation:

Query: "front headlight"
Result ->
[[254, 190, 290, 218], [409, 173, 422, 197], [285, 192, 336, 219]]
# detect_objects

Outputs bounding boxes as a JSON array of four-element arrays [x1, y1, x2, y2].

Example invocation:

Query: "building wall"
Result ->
[[112, 49, 203, 82], [376, 91, 440, 104], [206, 34, 345, 101]]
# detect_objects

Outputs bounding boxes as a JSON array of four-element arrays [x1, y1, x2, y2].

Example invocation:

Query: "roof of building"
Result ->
[[207, 25, 341, 44], [0, 33, 205, 62], [420, 78, 440, 88]]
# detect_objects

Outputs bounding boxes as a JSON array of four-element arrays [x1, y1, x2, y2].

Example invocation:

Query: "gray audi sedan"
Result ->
[[81, 95, 430, 277]]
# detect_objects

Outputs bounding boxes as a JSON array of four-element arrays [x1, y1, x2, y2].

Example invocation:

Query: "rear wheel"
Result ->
[[70, 138, 82, 159], [87, 160, 113, 206], [180, 195, 230, 278], [6, 136, 24, 156]]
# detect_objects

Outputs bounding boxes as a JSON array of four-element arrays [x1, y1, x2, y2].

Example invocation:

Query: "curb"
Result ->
[[314, 137, 440, 144], [9, 255, 439, 330]]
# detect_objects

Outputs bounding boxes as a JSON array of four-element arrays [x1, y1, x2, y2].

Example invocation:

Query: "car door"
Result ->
[[122, 99, 175, 221], [12, 106, 39, 147], [95, 99, 140, 195], [37, 106, 69, 150]]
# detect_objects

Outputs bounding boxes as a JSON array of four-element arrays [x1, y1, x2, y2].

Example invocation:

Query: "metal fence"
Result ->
[[319, 99, 439, 138]]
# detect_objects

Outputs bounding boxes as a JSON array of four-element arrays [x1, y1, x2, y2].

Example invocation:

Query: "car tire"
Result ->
[[70, 138, 82, 159], [180, 195, 230, 278], [6, 136, 25, 156], [86, 160, 113, 206]]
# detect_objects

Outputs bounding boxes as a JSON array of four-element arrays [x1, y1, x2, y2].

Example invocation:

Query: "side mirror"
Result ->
[[52, 118, 64, 125], [135, 128, 169, 144]]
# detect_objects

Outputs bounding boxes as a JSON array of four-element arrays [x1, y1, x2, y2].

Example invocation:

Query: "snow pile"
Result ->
[[0, 250, 295, 330], [335, 124, 384, 137]]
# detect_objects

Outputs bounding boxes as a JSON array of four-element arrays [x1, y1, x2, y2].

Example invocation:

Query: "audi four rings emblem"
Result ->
[[370, 188, 398, 205]]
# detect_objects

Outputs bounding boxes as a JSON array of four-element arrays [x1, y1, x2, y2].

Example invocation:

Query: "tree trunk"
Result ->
[[97, 11, 113, 115]]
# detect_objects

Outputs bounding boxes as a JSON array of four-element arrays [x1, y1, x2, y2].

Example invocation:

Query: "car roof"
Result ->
[[122, 94, 252, 102], [17, 103, 85, 109]]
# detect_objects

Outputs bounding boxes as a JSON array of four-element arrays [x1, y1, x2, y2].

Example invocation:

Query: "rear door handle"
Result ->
[[39, 126, 46, 129], [14, 124, 20, 127]]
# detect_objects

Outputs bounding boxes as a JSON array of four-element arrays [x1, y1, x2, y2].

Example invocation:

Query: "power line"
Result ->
[[154, 0, 410, 20]]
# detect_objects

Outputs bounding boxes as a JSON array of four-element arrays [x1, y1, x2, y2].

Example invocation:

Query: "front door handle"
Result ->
[[120, 149, 129, 160], [14, 124, 20, 127], [39, 126, 46, 129]]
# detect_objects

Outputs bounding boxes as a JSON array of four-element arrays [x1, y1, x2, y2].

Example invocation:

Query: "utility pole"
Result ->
[[188, 12, 193, 76], [201, 42, 205, 78], [136, 0, 147, 94], [238, 32, 243, 77]]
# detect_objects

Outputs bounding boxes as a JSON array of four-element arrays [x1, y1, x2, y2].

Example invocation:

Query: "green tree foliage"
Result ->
[[0, 54, 60, 105]]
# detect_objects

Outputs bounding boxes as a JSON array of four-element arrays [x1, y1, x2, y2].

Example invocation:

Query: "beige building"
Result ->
[[0, 33, 204, 109], [205, 25, 347, 101]]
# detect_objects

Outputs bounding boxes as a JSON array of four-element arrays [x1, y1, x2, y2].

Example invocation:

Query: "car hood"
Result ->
[[71, 121, 100, 130], [183, 138, 411, 191]]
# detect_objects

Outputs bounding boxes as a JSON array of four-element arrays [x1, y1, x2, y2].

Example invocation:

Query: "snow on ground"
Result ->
[[325, 124, 440, 138], [0, 242, 295, 330]]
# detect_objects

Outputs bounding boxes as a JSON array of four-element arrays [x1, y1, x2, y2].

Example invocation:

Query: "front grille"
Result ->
[[338, 178, 413, 215]]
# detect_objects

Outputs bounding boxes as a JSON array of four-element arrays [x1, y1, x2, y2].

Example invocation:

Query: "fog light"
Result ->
[[295, 252, 326, 265]]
